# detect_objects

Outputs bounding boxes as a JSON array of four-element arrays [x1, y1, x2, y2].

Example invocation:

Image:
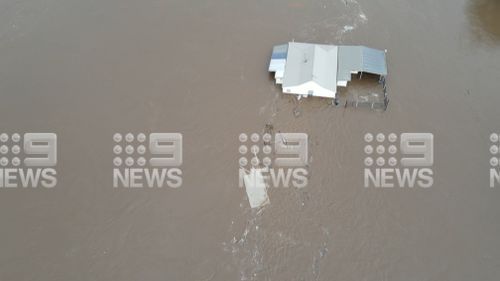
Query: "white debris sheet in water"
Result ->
[[243, 168, 270, 209]]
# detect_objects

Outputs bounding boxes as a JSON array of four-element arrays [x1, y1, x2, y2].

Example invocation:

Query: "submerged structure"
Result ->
[[269, 42, 389, 109]]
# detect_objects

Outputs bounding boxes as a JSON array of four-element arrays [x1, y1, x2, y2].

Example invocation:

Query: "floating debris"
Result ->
[[242, 168, 270, 209]]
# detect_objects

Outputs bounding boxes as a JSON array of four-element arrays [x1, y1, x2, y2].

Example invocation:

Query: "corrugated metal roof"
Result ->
[[361, 46, 387, 76], [282, 42, 338, 94], [271, 44, 288, 59], [268, 44, 288, 73], [337, 46, 362, 83], [337, 46, 387, 84]]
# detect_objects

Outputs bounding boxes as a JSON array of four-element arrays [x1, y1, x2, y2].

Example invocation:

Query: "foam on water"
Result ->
[[296, 0, 369, 42]]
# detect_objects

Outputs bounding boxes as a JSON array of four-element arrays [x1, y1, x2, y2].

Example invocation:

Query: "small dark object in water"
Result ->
[[293, 107, 301, 117]]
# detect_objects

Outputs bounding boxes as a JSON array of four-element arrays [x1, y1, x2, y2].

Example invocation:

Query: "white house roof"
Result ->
[[269, 42, 387, 98], [282, 42, 338, 95]]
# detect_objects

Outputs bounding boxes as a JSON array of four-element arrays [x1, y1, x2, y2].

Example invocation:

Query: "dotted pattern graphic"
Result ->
[[113, 133, 148, 167], [239, 133, 273, 167], [363, 133, 399, 168], [490, 133, 500, 167], [0, 133, 23, 167]]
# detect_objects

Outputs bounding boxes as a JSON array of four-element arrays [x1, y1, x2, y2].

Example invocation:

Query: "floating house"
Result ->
[[269, 42, 388, 108]]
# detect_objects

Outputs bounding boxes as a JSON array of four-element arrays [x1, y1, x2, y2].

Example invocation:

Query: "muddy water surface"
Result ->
[[0, 0, 499, 280]]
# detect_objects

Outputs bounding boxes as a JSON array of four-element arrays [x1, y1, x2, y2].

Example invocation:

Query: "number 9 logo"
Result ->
[[400, 133, 433, 167], [24, 133, 57, 167]]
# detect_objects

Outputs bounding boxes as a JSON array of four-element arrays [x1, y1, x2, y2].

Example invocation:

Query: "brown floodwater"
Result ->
[[0, 0, 499, 280]]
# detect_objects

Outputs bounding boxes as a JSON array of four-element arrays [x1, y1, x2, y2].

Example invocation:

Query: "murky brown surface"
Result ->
[[0, 0, 500, 280]]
